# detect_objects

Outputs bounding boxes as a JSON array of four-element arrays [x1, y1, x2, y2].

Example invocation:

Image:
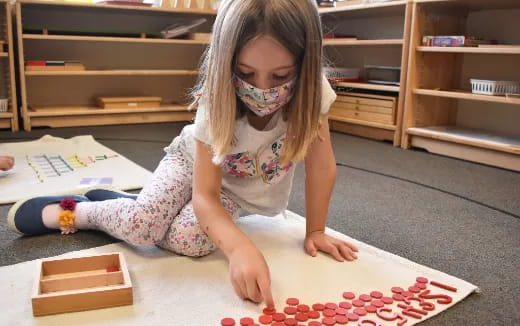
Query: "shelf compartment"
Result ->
[[319, 0, 407, 17], [324, 39, 403, 46], [334, 81, 400, 92], [407, 126, 520, 171], [25, 70, 199, 76], [20, 0, 217, 15], [417, 46, 520, 55], [27, 105, 195, 128], [414, 89, 520, 105], [407, 126, 519, 155], [23, 34, 209, 45]]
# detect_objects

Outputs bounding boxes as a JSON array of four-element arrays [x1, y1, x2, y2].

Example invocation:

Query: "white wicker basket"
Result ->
[[0, 99, 8, 112], [470, 79, 520, 96], [323, 67, 360, 82]]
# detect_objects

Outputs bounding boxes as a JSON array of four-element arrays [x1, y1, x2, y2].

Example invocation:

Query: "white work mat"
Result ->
[[0, 211, 479, 326], [0, 135, 152, 204]]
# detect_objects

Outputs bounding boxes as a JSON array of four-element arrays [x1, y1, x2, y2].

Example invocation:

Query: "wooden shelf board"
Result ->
[[0, 112, 13, 118], [28, 105, 191, 117], [319, 0, 407, 16], [324, 39, 403, 46], [25, 70, 199, 76], [414, 89, 520, 105], [23, 34, 209, 45], [414, 0, 520, 10], [20, 0, 217, 15], [329, 114, 397, 131], [407, 126, 520, 155], [334, 82, 400, 92], [417, 46, 520, 55], [0, 52, 8, 57]]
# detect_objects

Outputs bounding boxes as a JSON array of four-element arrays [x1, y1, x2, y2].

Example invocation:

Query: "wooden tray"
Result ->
[[97, 96, 162, 109], [32, 252, 133, 316]]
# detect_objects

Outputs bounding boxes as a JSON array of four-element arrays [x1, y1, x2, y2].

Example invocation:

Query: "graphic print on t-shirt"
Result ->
[[223, 137, 293, 185]]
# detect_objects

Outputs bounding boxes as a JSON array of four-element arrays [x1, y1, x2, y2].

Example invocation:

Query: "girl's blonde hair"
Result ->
[[191, 0, 323, 164]]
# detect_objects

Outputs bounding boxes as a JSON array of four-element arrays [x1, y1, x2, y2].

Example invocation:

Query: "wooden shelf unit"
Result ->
[[0, 0, 18, 131], [16, 0, 215, 130], [22, 34, 210, 45], [401, 0, 520, 171], [320, 0, 413, 146]]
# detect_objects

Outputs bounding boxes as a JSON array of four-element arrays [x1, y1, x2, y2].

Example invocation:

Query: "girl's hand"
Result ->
[[0, 155, 14, 171], [304, 231, 359, 262], [228, 242, 275, 308]]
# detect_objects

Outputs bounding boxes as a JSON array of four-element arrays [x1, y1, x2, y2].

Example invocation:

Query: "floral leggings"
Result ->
[[83, 148, 240, 257]]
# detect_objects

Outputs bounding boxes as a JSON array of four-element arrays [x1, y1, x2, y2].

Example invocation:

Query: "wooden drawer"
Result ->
[[330, 92, 398, 125], [330, 106, 394, 124], [335, 94, 395, 108], [332, 101, 394, 115]]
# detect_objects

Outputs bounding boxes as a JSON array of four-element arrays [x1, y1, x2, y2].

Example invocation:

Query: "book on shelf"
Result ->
[[422, 36, 493, 47], [26, 60, 86, 71]]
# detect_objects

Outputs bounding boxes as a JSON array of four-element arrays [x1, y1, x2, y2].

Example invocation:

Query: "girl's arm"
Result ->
[[303, 117, 359, 261], [192, 139, 275, 308]]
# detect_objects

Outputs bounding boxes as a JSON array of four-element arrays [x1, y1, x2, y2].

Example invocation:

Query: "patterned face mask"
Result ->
[[233, 75, 297, 117]]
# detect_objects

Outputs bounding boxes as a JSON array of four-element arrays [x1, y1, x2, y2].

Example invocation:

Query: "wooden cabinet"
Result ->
[[16, 0, 216, 131], [319, 0, 413, 146], [0, 0, 18, 131], [402, 0, 520, 171]]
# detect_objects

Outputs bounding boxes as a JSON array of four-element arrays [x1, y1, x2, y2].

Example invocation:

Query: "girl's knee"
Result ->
[[119, 204, 172, 246], [162, 223, 217, 257]]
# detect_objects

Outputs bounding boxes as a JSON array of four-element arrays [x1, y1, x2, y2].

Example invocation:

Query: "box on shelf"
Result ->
[[32, 252, 133, 316], [365, 65, 401, 86], [422, 35, 493, 47], [26, 60, 86, 71], [470, 79, 520, 96], [329, 92, 397, 125], [97, 96, 162, 109]]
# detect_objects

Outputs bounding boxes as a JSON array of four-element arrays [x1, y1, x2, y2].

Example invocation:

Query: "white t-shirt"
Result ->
[[165, 76, 337, 216]]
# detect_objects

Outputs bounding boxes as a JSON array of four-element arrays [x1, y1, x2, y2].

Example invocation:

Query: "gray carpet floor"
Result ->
[[1, 123, 519, 325]]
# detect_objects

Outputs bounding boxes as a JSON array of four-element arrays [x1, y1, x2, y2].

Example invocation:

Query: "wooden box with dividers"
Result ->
[[329, 92, 398, 126], [31, 252, 133, 316]]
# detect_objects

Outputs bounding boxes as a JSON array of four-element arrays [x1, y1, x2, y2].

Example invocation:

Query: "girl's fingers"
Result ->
[[305, 239, 318, 257], [339, 244, 356, 261], [231, 279, 246, 300], [257, 274, 274, 309], [344, 241, 359, 252], [325, 243, 344, 262], [245, 277, 262, 303]]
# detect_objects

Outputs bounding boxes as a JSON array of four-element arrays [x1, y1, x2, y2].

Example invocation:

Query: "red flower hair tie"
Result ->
[[58, 198, 78, 235]]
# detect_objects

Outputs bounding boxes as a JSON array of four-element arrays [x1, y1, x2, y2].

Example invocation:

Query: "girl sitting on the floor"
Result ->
[[8, 0, 358, 308]]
